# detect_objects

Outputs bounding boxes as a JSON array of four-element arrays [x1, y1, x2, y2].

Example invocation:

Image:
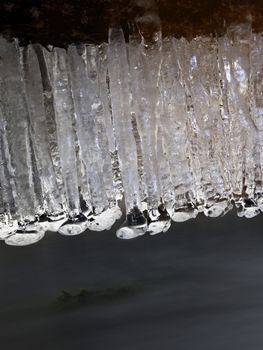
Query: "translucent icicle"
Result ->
[[67, 44, 108, 214], [52, 48, 80, 217], [0, 38, 35, 222], [33, 45, 66, 212], [250, 33, 263, 210], [86, 44, 115, 206], [160, 38, 196, 218], [218, 25, 253, 199], [22, 45, 63, 216], [129, 20, 162, 212], [108, 27, 147, 238], [0, 106, 16, 218], [107, 28, 141, 213]]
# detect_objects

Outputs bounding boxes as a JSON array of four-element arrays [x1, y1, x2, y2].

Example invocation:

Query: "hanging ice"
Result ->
[[0, 22, 263, 245]]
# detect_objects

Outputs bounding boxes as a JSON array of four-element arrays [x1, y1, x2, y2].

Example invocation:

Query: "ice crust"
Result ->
[[0, 23, 263, 245]]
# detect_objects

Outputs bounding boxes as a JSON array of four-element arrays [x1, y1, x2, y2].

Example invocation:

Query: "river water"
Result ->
[[0, 211, 263, 349]]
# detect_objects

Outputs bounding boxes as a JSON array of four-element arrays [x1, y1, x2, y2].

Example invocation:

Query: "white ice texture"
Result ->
[[0, 23, 263, 245]]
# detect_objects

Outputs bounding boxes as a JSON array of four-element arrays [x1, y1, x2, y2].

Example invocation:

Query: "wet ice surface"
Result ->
[[1, 213, 263, 349], [2, 23, 263, 242], [5, 230, 45, 246]]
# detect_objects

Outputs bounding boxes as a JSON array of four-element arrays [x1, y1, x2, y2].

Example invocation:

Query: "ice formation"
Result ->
[[0, 20, 263, 245]]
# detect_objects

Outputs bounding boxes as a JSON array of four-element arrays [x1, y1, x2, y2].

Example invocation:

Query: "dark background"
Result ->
[[1, 211, 263, 350], [1, 0, 263, 46]]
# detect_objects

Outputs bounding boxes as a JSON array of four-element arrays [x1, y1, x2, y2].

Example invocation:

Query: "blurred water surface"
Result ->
[[0, 211, 263, 349]]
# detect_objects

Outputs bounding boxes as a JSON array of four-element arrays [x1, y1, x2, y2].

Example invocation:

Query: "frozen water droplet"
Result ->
[[116, 226, 144, 239], [148, 219, 171, 235], [116, 206, 147, 239], [147, 205, 171, 235], [38, 213, 67, 232], [204, 199, 232, 217], [237, 200, 261, 218], [37, 218, 50, 231], [167, 205, 198, 222], [85, 206, 122, 231], [58, 213, 88, 236], [5, 222, 45, 246], [243, 207, 261, 218]]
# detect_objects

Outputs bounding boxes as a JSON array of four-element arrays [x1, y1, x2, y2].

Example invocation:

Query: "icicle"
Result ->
[[107, 28, 141, 211], [51, 48, 80, 215], [68, 44, 107, 214], [34, 45, 66, 212], [0, 38, 37, 229], [51, 48, 88, 236], [1, 20, 263, 244], [160, 38, 197, 222], [108, 27, 147, 239], [22, 45, 63, 216], [128, 17, 162, 214], [250, 33, 263, 211]]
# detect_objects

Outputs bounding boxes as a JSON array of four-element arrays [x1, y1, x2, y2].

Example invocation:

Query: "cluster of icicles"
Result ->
[[0, 22, 263, 246]]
